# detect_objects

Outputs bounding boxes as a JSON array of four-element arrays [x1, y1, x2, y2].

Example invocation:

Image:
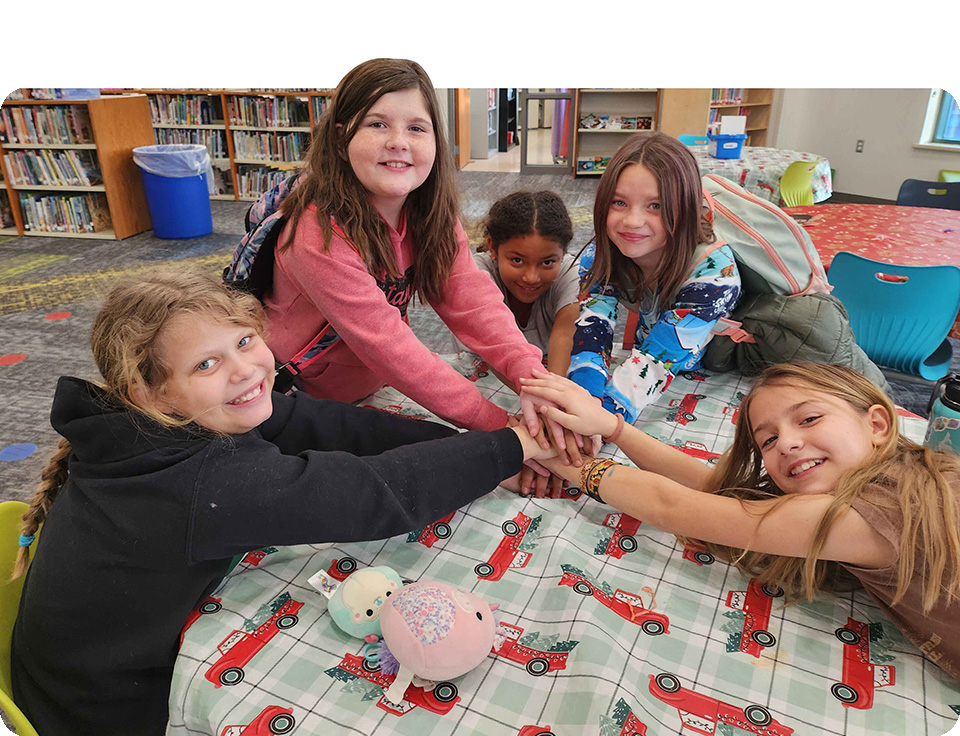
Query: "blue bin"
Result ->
[[707, 133, 747, 159], [133, 144, 213, 239]]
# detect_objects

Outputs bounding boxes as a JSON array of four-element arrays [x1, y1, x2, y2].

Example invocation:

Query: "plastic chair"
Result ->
[[0, 501, 39, 736], [828, 252, 960, 381], [895, 179, 960, 211], [677, 134, 708, 146], [779, 159, 818, 207], [939, 169, 960, 183]]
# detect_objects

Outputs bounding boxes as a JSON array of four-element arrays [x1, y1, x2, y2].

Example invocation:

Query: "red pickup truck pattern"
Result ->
[[491, 623, 579, 676], [722, 578, 782, 657], [830, 617, 896, 709], [476, 512, 541, 581], [600, 698, 648, 735], [219, 706, 295, 736], [559, 564, 669, 636], [406, 511, 456, 548], [595, 512, 641, 557]]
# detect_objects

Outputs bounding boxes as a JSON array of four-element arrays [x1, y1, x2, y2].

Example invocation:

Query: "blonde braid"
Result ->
[[12, 438, 71, 580]]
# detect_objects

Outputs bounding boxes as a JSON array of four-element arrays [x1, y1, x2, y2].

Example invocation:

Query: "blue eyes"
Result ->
[[238, 336, 251, 348], [197, 359, 215, 372]]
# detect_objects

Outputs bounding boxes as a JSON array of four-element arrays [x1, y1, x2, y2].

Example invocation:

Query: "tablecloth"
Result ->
[[168, 355, 960, 736], [690, 145, 832, 205]]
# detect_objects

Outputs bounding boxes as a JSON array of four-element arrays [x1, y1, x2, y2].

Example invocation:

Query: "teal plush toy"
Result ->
[[309, 565, 404, 640]]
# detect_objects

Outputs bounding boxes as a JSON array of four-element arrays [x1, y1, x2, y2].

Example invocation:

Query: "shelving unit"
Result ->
[[133, 89, 332, 201], [708, 89, 774, 146], [0, 94, 154, 239], [469, 89, 499, 160], [573, 89, 660, 176], [498, 88, 518, 152]]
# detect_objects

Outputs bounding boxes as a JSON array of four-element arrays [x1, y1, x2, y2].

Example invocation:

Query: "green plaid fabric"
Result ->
[[167, 356, 960, 736]]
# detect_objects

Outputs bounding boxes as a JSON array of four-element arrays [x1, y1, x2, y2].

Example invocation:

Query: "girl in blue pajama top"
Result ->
[[568, 132, 742, 424]]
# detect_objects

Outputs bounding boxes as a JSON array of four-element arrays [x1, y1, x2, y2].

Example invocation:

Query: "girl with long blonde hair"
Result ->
[[519, 362, 960, 681]]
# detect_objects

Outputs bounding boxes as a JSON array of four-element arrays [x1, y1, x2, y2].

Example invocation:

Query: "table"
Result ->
[[690, 145, 832, 204], [168, 355, 960, 736], [785, 204, 960, 339]]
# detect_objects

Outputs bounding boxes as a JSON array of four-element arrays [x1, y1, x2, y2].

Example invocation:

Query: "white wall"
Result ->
[[772, 89, 960, 200]]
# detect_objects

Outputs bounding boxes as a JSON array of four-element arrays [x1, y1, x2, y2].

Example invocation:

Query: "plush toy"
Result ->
[[309, 565, 403, 640], [369, 581, 503, 705]]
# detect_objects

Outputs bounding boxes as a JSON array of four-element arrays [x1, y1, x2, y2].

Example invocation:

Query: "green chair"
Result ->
[[0, 501, 40, 736], [779, 159, 818, 207], [940, 169, 960, 183]]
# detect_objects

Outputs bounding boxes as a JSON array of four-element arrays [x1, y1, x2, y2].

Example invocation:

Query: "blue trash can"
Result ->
[[133, 144, 214, 239]]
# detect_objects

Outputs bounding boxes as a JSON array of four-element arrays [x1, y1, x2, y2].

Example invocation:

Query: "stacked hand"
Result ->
[[519, 370, 621, 439]]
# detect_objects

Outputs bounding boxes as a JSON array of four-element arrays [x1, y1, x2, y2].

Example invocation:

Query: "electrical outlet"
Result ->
[[856, 139, 864, 153]]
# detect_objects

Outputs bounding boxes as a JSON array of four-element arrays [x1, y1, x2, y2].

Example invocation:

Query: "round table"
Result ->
[[690, 145, 832, 204]]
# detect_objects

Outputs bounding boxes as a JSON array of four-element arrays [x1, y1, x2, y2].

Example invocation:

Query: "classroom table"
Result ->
[[690, 145, 832, 204], [785, 203, 960, 339], [167, 354, 960, 736]]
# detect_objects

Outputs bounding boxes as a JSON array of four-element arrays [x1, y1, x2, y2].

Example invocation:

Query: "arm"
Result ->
[[189, 424, 554, 562], [278, 216, 513, 431], [541, 458, 895, 568], [567, 243, 618, 399], [546, 302, 579, 376], [605, 245, 742, 422]]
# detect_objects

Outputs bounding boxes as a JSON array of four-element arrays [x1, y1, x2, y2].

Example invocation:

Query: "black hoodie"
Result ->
[[12, 377, 521, 735]]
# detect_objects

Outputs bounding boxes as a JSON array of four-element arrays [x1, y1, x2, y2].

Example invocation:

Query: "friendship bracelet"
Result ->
[[602, 413, 625, 444], [578, 458, 619, 503], [18, 534, 35, 547]]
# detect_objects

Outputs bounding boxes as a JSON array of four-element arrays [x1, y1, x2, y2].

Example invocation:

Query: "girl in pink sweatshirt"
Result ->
[[262, 58, 549, 435]]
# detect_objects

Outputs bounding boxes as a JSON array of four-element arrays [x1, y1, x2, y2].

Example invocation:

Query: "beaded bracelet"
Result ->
[[578, 458, 620, 503], [602, 413, 625, 444]]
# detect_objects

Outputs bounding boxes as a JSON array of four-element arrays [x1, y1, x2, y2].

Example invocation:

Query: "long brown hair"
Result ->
[[13, 268, 266, 579], [694, 362, 960, 612], [279, 58, 461, 304], [582, 132, 713, 308]]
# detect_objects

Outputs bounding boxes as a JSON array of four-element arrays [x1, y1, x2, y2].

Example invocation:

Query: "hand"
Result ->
[[514, 465, 566, 499], [508, 422, 558, 463], [520, 370, 620, 439], [520, 390, 568, 453]]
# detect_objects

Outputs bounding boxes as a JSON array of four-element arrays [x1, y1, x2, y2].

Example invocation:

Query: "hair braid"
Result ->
[[12, 438, 71, 580]]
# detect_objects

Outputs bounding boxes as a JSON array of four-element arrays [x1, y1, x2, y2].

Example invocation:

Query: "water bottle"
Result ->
[[924, 374, 960, 453]]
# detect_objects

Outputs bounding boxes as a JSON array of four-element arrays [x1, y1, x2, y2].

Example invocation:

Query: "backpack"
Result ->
[[223, 174, 341, 394]]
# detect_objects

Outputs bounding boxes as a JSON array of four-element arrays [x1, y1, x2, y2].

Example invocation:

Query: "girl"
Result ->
[[10, 269, 555, 736], [262, 58, 558, 447], [568, 131, 742, 424], [466, 190, 580, 377], [520, 364, 960, 681]]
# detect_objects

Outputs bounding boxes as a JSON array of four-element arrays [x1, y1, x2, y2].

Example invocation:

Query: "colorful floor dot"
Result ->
[[45, 311, 72, 321], [0, 354, 26, 366], [0, 444, 38, 462]]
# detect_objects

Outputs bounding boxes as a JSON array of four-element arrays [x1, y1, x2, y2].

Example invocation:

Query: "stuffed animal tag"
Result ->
[[307, 569, 340, 599]]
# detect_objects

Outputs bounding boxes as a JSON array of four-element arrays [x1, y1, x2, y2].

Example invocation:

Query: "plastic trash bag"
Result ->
[[133, 144, 216, 194]]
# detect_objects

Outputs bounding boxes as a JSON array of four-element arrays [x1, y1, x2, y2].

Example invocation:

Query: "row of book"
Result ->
[[232, 131, 308, 163], [312, 97, 328, 121], [0, 105, 93, 145], [4, 149, 102, 188], [18, 191, 111, 234], [154, 129, 228, 159], [227, 96, 310, 128], [0, 192, 13, 229], [148, 94, 221, 126], [708, 107, 752, 126], [711, 88, 745, 106], [579, 114, 653, 131], [577, 156, 612, 173], [237, 167, 296, 198]]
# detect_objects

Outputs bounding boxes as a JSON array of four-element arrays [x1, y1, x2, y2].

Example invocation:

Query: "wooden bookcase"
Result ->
[[572, 89, 660, 177], [133, 89, 332, 201], [708, 89, 774, 146], [658, 88, 778, 147], [0, 94, 154, 239]]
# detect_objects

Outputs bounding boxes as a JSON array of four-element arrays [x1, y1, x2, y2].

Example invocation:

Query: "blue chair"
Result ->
[[0, 501, 39, 736], [829, 252, 960, 381], [678, 134, 708, 146], [895, 179, 960, 211]]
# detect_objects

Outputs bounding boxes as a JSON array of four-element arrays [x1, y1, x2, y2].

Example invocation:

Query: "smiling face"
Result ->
[[605, 163, 668, 276], [492, 234, 565, 306], [748, 382, 890, 495], [152, 314, 276, 435], [345, 87, 437, 227]]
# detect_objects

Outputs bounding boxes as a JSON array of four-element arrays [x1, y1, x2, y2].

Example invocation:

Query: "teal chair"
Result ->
[[779, 159, 818, 207], [0, 501, 40, 736], [829, 252, 960, 381], [678, 134, 708, 146]]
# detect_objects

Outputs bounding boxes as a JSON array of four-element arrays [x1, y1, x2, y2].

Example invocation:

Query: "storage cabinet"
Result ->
[[573, 89, 660, 176], [498, 88, 518, 152]]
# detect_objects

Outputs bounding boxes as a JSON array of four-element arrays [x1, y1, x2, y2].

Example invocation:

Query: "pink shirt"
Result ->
[[263, 206, 543, 430]]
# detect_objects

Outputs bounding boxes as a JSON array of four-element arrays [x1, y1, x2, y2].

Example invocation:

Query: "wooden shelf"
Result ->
[[229, 125, 312, 132], [11, 184, 106, 192], [710, 101, 772, 108], [0, 227, 18, 236], [22, 227, 116, 240], [581, 88, 658, 93], [659, 89, 777, 148], [1, 142, 98, 150], [572, 88, 661, 177], [153, 123, 226, 130], [211, 193, 236, 201], [578, 128, 643, 133], [234, 159, 304, 168]]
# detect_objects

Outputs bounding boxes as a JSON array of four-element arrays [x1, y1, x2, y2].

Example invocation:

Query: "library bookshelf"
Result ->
[[0, 94, 154, 239], [130, 89, 332, 201], [708, 89, 774, 146], [573, 89, 660, 177]]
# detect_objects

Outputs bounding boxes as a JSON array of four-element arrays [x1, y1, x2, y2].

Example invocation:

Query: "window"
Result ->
[[919, 89, 960, 149]]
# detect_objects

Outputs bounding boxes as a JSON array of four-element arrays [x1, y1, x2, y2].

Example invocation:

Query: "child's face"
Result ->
[[606, 163, 667, 276], [492, 234, 565, 306], [152, 314, 276, 435], [748, 382, 889, 496], [346, 87, 437, 220]]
